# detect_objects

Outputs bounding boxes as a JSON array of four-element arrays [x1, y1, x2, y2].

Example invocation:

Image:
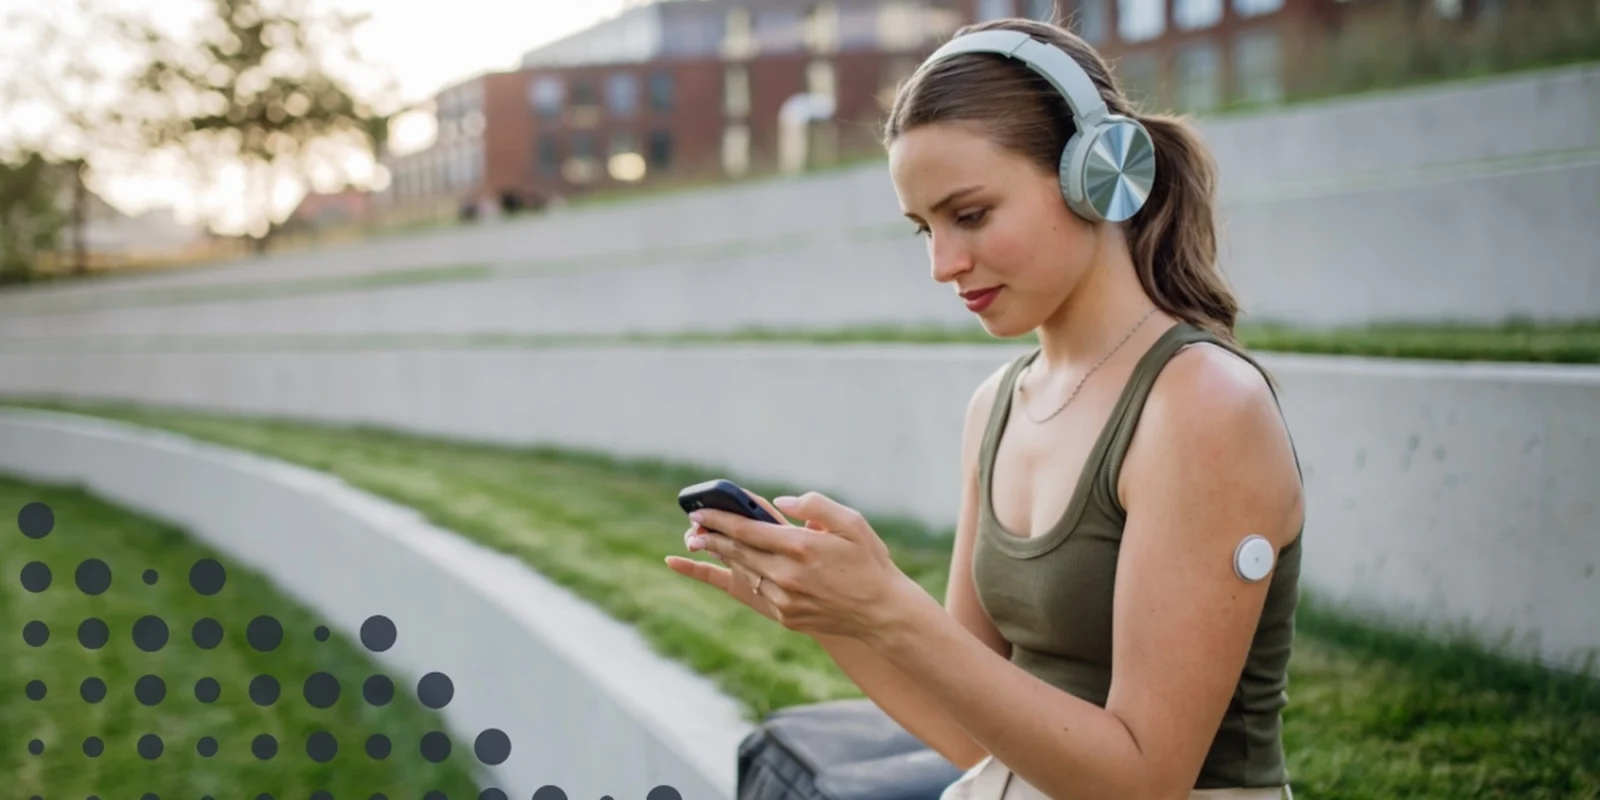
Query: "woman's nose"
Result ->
[[929, 234, 972, 283]]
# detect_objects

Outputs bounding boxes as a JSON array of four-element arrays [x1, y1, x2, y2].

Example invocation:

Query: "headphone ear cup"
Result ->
[[1058, 128, 1103, 223], [1078, 117, 1157, 223]]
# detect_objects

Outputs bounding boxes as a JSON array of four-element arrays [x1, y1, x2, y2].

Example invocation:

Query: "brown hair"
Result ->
[[882, 17, 1240, 342]]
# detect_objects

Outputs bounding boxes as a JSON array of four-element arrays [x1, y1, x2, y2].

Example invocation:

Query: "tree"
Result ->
[[111, 0, 402, 251], [0, 151, 70, 284]]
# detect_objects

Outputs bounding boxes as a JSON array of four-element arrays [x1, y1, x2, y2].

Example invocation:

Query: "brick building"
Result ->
[[374, 0, 1474, 220]]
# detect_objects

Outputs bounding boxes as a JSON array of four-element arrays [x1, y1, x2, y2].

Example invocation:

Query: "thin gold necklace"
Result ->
[[1016, 306, 1158, 425]]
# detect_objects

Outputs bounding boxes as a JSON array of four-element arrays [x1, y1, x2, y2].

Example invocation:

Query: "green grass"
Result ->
[[0, 476, 485, 799], [3, 399, 1596, 799], [1, 318, 1598, 365]]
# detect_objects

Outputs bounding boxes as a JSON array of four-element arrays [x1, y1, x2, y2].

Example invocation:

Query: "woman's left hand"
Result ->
[[687, 491, 915, 641]]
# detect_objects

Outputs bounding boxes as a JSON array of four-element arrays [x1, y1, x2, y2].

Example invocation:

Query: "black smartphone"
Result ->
[[678, 478, 780, 525]]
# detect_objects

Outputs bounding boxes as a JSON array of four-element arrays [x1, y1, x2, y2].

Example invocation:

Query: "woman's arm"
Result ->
[[805, 363, 1014, 770], [863, 346, 1305, 800]]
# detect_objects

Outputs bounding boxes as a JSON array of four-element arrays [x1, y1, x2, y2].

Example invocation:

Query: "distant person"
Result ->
[[668, 16, 1303, 800]]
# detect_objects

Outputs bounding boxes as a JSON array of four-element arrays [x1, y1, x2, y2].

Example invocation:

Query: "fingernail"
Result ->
[[689, 535, 706, 551], [775, 496, 797, 510], [688, 510, 705, 523]]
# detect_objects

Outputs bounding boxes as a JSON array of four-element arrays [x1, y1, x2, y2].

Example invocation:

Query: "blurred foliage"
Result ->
[[107, 0, 402, 249], [0, 151, 70, 285]]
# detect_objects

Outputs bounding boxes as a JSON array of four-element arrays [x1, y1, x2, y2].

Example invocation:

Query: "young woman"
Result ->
[[665, 16, 1304, 800]]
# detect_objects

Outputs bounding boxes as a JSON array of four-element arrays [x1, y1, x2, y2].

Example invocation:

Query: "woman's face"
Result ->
[[888, 121, 1099, 338]]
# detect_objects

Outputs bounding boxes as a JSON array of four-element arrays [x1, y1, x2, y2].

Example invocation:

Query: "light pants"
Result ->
[[940, 754, 1294, 800]]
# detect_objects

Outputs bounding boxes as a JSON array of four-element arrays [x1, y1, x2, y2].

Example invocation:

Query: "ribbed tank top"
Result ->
[[972, 321, 1303, 790]]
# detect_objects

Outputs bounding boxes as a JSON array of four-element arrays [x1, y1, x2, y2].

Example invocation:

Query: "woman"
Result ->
[[665, 16, 1304, 800]]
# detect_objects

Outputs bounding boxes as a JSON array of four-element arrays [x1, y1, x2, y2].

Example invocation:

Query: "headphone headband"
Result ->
[[919, 29, 1108, 128]]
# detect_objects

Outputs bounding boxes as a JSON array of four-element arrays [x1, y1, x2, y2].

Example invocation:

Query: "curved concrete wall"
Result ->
[[0, 407, 753, 800], [1, 345, 1595, 673]]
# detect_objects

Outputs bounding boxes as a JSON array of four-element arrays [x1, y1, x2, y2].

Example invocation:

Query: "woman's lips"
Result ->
[[963, 287, 1001, 312]]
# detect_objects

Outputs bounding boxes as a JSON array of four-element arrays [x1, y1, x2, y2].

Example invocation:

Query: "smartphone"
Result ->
[[678, 478, 780, 525]]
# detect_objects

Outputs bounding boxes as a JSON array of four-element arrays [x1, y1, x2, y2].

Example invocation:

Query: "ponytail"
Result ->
[[1127, 113, 1240, 343]]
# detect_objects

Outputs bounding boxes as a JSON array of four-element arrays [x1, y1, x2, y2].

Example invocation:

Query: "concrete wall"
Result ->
[[2, 64, 1596, 331], [0, 407, 753, 800], [1, 345, 1595, 672]]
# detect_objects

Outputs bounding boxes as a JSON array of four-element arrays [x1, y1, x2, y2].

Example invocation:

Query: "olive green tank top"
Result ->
[[972, 321, 1302, 790]]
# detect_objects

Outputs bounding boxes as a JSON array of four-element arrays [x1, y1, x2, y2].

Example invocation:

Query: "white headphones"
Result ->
[[915, 29, 1157, 224]]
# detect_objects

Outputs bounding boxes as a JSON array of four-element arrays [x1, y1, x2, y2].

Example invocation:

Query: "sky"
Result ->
[[0, 0, 633, 233]]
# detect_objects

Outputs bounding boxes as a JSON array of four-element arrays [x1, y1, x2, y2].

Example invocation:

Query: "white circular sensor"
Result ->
[[1234, 535, 1275, 583]]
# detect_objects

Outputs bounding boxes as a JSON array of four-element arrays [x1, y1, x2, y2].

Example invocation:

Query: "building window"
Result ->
[[976, 0, 1012, 21], [754, 7, 805, 53], [805, 3, 840, 53], [1116, 51, 1162, 109], [1069, 0, 1110, 43], [648, 72, 674, 112], [1233, 28, 1282, 105], [571, 131, 595, 160], [1118, 0, 1165, 42], [1175, 41, 1221, 111], [607, 73, 638, 117], [838, 2, 878, 48], [565, 131, 600, 184], [1022, 0, 1056, 22], [648, 131, 673, 168], [1174, 0, 1222, 29], [530, 76, 563, 120], [807, 60, 836, 102], [878, 1, 926, 51], [725, 65, 750, 117], [570, 77, 598, 109], [1233, 0, 1283, 17], [608, 130, 645, 181], [722, 124, 751, 176]]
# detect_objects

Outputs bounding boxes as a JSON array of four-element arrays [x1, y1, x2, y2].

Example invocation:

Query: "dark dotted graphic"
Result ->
[[21, 561, 51, 592], [75, 558, 112, 595], [28, 738, 43, 755], [417, 672, 454, 709], [189, 558, 226, 595], [478, 791, 507, 800], [365, 734, 391, 760], [474, 729, 511, 765], [252, 733, 278, 760], [362, 674, 394, 706], [371, 795, 387, 800], [135, 675, 167, 706], [26, 680, 46, 700], [83, 736, 104, 757], [424, 792, 447, 800], [24, 620, 48, 646], [195, 677, 221, 703], [138, 733, 164, 760], [192, 617, 224, 649], [80, 677, 107, 703], [247, 615, 283, 651], [360, 615, 397, 652], [78, 617, 109, 649], [197, 736, 218, 757], [303, 672, 340, 709], [18, 501, 53, 538], [306, 731, 338, 763], [420, 731, 451, 763], [143, 569, 159, 585], [258, 794, 273, 800], [532, 787, 567, 800], [133, 615, 170, 652], [314, 625, 330, 642], [311, 793, 333, 800], [143, 794, 159, 800], [250, 675, 281, 706], [648, 787, 683, 800]]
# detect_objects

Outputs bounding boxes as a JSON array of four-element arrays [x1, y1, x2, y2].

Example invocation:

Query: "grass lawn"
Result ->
[[4, 400, 1598, 799], [0, 475, 485, 800]]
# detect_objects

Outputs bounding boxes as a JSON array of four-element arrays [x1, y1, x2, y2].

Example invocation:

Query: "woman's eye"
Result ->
[[912, 224, 930, 237], [956, 209, 987, 227]]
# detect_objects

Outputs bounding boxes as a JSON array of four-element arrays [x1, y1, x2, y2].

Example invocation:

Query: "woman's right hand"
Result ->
[[665, 490, 797, 624]]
